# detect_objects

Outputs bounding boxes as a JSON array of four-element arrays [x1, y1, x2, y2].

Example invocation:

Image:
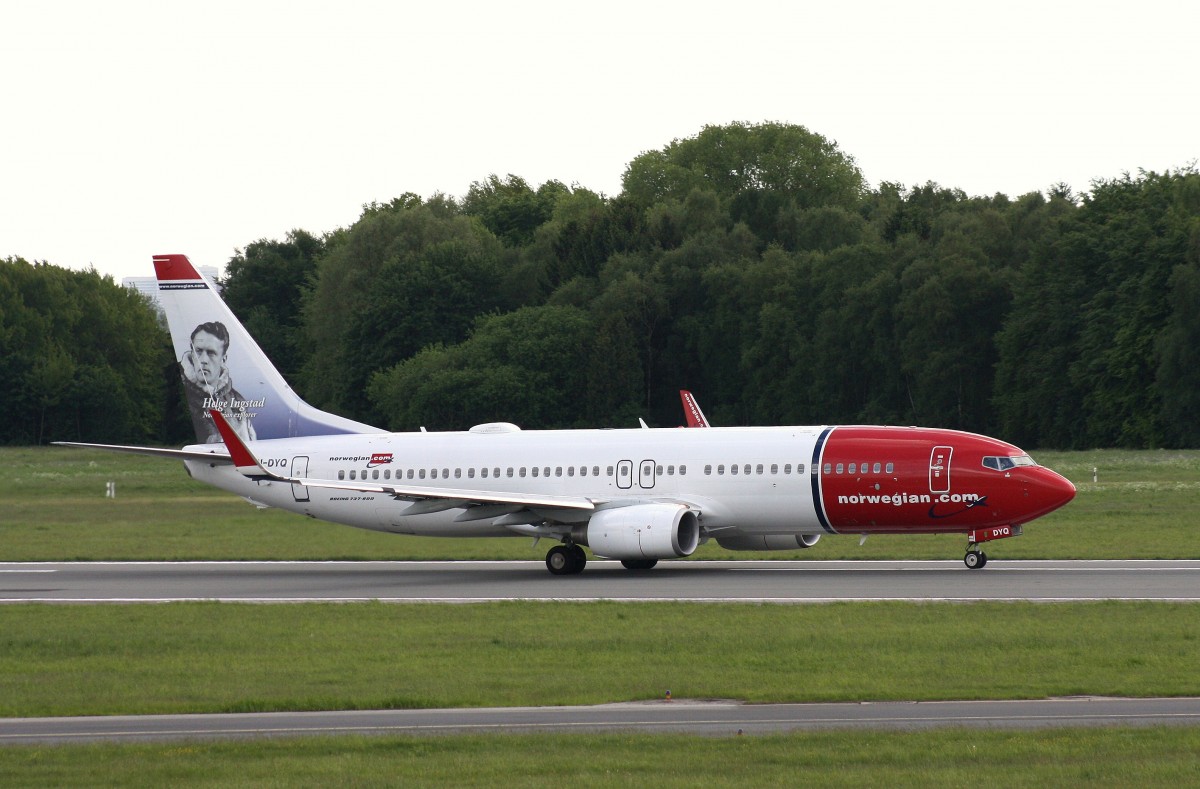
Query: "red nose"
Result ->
[[1021, 467, 1076, 522]]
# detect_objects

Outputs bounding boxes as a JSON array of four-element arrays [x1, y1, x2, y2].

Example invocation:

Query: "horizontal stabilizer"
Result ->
[[52, 442, 233, 463]]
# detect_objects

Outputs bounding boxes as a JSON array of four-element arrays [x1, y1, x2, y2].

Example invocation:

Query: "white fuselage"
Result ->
[[185, 425, 826, 538]]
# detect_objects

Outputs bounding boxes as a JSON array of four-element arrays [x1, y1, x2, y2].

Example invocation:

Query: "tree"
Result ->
[[221, 230, 323, 385], [368, 306, 595, 430], [622, 122, 866, 213], [303, 195, 505, 421]]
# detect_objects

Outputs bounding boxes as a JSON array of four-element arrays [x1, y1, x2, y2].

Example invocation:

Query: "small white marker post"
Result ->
[[1093, 467, 1098, 483], [106, 481, 116, 499]]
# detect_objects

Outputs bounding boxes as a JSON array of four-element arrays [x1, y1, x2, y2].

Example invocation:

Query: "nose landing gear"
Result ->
[[963, 525, 1022, 569], [964, 548, 988, 569]]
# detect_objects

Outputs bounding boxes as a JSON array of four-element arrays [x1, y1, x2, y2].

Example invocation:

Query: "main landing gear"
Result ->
[[546, 544, 587, 575], [964, 546, 988, 569], [544, 545, 660, 575]]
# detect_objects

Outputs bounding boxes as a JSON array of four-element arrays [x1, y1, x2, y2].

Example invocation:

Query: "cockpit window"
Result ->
[[982, 454, 1036, 471]]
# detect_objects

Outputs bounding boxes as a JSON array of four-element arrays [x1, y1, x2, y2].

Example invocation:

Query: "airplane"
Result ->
[[55, 254, 1076, 575]]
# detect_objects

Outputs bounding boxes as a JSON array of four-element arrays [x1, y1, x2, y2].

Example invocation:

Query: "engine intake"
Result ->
[[580, 504, 700, 560]]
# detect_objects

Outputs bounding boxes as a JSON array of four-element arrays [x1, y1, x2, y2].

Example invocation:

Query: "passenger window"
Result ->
[[532, 467, 539, 477], [407, 469, 414, 479], [797, 463, 805, 474], [679, 465, 686, 475], [705, 465, 712, 475], [730, 464, 738, 475], [544, 467, 551, 477], [823, 463, 831, 475], [372, 470, 379, 480], [836, 463, 844, 474], [338, 470, 345, 480], [568, 467, 574, 477], [873, 463, 881, 474], [555, 467, 562, 477], [885, 462, 894, 474], [756, 464, 764, 474], [494, 468, 500, 478], [717, 465, 725, 475], [656, 465, 663, 475], [506, 468, 514, 478], [481, 468, 488, 478], [667, 465, 675, 475], [468, 468, 475, 478], [849, 463, 857, 474], [579, 466, 587, 477], [455, 469, 461, 478], [771, 464, 778, 474], [520, 468, 527, 477], [607, 466, 614, 476], [783, 464, 791, 474]]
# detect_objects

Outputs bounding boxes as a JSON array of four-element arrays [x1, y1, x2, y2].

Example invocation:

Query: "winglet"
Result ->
[[680, 390, 710, 428], [209, 409, 268, 477]]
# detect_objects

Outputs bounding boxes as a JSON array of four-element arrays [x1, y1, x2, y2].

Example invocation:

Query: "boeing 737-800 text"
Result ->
[[56, 255, 1076, 574]]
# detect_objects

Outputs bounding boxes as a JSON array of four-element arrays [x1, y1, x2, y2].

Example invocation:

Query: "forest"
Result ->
[[3, 122, 1198, 449]]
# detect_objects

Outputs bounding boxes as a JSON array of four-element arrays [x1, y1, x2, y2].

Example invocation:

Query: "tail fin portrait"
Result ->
[[153, 254, 379, 443]]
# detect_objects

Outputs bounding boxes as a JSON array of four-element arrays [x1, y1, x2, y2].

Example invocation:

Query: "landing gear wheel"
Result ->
[[546, 545, 586, 575], [620, 559, 658, 571], [964, 550, 986, 570], [569, 544, 587, 572]]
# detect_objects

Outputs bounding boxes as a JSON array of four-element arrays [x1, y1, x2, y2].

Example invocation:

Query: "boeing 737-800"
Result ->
[[56, 255, 1076, 575]]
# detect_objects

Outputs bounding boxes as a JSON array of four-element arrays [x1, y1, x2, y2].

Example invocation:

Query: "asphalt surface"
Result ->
[[4, 697, 1200, 745], [2, 559, 1199, 603]]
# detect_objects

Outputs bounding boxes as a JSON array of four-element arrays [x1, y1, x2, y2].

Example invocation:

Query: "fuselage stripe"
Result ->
[[810, 427, 837, 534]]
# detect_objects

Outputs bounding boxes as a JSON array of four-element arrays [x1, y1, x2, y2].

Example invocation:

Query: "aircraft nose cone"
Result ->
[[1026, 468, 1076, 520]]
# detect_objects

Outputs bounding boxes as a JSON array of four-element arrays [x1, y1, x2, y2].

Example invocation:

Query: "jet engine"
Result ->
[[715, 533, 821, 551], [578, 504, 700, 560]]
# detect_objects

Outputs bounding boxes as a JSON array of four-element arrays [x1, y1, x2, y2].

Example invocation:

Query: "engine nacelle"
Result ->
[[715, 533, 821, 551], [580, 504, 700, 560]]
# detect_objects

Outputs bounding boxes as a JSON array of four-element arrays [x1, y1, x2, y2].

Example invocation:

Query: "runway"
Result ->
[[3, 560, 1198, 744], [2, 559, 1200, 603], [4, 697, 1200, 745]]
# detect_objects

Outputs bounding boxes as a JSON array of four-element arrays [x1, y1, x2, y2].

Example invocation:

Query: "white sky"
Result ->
[[2, 0, 1196, 282]]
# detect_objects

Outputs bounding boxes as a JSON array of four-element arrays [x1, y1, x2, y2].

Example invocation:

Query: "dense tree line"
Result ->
[[5, 122, 1198, 447], [0, 260, 178, 444]]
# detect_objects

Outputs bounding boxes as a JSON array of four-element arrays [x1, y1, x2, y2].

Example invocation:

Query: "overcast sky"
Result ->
[[2, 0, 1195, 282]]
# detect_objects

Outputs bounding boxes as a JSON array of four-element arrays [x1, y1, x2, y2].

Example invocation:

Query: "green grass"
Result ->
[[1, 601, 1197, 718], [2, 728, 1200, 788], [2, 446, 1199, 561]]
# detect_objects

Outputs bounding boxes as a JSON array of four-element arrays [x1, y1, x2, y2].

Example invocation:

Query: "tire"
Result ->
[[546, 545, 573, 575]]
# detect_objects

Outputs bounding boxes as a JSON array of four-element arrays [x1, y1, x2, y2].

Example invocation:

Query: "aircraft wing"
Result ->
[[52, 442, 234, 463], [207, 409, 598, 513]]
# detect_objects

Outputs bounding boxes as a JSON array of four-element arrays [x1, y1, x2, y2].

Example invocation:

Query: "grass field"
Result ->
[[2, 601, 1197, 717], [3, 446, 1199, 561], [3, 727, 1200, 788]]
